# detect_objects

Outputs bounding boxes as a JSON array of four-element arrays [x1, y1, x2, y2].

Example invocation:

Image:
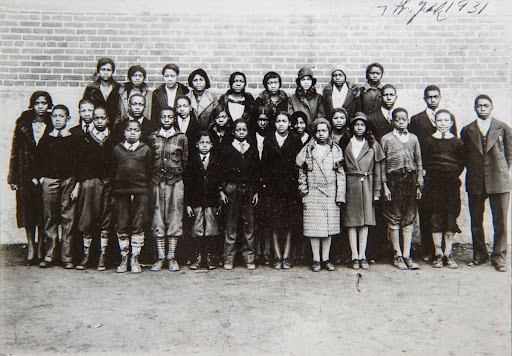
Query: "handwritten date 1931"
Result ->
[[377, 0, 489, 25]]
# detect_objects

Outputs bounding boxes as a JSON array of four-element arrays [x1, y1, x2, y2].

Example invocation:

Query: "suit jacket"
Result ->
[[322, 82, 361, 120], [151, 83, 190, 122], [409, 110, 458, 146], [367, 109, 394, 143], [69, 124, 88, 138], [183, 151, 220, 208], [177, 112, 201, 153], [461, 118, 512, 195], [117, 82, 153, 126]]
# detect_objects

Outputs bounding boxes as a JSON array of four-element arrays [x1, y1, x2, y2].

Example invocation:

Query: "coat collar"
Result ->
[[467, 120, 484, 155], [189, 90, 215, 116]]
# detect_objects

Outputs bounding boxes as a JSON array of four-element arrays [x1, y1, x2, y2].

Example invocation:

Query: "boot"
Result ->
[[97, 231, 109, 271], [151, 236, 166, 272], [130, 233, 144, 274], [190, 254, 201, 270], [116, 233, 130, 273], [76, 235, 92, 270], [116, 255, 129, 273]]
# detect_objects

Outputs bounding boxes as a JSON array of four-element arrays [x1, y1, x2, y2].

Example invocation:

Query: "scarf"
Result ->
[[295, 86, 318, 101]]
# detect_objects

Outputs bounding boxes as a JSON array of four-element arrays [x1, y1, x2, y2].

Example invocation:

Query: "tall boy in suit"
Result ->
[[461, 95, 512, 272]]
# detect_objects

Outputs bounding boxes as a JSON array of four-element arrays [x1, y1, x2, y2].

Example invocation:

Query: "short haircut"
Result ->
[[233, 118, 248, 130], [129, 93, 146, 105], [291, 111, 307, 126], [29, 91, 53, 109], [162, 63, 179, 76], [276, 111, 291, 121], [475, 94, 493, 106], [435, 109, 454, 122], [211, 103, 227, 120], [187, 68, 211, 89], [392, 107, 408, 119], [159, 106, 175, 116], [365, 62, 384, 79], [196, 130, 212, 142], [331, 107, 348, 119], [78, 98, 94, 109], [93, 106, 109, 117], [262, 71, 282, 90], [51, 104, 70, 116], [175, 95, 191, 105], [424, 85, 441, 97], [124, 119, 142, 131], [229, 71, 247, 88], [254, 105, 272, 120], [381, 84, 396, 93], [96, 58, 115, 73]]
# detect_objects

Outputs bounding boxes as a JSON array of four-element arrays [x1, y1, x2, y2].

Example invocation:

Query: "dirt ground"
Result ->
[[0, 243, 510, 356]]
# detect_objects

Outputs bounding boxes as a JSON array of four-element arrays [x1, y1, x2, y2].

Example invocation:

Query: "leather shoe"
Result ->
[[495, 265, 507, 272], [467, 259, 489, 266]]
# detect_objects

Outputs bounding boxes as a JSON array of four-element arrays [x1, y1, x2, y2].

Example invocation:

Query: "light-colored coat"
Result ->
[[297, 140, 346, 237], [187, 90, 218, 130], [343, 139, 385, 227]]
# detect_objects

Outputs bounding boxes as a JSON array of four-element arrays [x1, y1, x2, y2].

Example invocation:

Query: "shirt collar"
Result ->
[[432, 130, 454, 139], [49, 128, 71, 137], [92, 127, 109, 138], [123, 140, 141, 151], [363, 82, 384, 91]]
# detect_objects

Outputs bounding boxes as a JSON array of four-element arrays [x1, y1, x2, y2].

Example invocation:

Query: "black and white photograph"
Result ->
[[0, 0, 511, 354]]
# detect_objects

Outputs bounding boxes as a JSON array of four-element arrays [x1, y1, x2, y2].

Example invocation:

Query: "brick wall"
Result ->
[[1, 0, 510, 243]]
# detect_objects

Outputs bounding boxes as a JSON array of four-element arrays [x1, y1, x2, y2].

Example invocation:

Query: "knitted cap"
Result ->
[[162, 63, 180, 76], [331, 64, 346, 77], [127, 65, 146, 80], [311, 117, 331, 132]]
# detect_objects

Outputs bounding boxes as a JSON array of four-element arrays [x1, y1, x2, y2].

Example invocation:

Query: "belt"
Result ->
[[346, 170, 372, 182]]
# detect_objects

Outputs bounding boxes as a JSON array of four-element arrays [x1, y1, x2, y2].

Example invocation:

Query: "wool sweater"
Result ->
[[35, 134, 79, 179], [380, 132, 423, 186], [147, 129, 188, 185], [111, 142, 152, 195], [76, 132, 113, 181]]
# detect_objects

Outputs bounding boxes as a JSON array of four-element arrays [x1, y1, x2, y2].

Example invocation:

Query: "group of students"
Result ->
[[7, 58, 512, 273]]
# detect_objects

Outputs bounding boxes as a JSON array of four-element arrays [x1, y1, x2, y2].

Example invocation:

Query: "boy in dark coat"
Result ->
[[461, 95, 512, 272], [184, 132, 221, 270]]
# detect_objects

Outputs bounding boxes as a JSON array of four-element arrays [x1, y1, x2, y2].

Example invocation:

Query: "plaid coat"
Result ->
[[297, 140, 346, 237]]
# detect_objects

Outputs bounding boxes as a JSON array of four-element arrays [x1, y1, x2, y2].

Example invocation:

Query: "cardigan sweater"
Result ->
[[380, 132, 423, 186], [76, 132, 113, 182]]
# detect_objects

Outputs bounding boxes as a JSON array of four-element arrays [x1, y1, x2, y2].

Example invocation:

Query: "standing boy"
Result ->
[[409, 85, 458, 262], [367, 84, 397, 143], [75, 107, 113, 271], [380, 108, 423, 270], [70, 99, 95, 137], [219, 119, 260, 270], [36, 105, 79, 268], [114, 94, 156, 144], [461, 95, 512, 272]]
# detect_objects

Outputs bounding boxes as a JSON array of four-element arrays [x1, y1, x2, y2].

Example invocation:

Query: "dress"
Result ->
[[297, 140, 346, 237], [343, 139, 385, 227]]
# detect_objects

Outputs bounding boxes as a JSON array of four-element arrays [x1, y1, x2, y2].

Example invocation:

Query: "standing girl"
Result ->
[[288, 67, 326, 126], [296, 118, 346, 271], [187, 68, 218, 130], [82, 58, 121, 130], [262, 112, 302, 269], [118, 65, 152, 127], [291, 111, 310, 146], [322, 65, 360, 119], [218, 71, 254, 123], [343, 113, 385, 269], [422, 110, 464, 268], [331, 107, 350, 150], [255, 71, 289, 119], [8, 91, 54, 265]]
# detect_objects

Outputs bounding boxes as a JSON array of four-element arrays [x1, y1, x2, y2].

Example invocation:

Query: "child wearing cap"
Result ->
[[151, 63, 190, 122], [343, 112, 385, 270], [118, 65, 152, 127], [322, 65, 360, 119], [296, 118, 346, 272], [288, 67, 326, 126]]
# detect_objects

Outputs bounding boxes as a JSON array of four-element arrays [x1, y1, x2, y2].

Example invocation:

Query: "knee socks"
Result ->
[[167, 236, 178, 260]]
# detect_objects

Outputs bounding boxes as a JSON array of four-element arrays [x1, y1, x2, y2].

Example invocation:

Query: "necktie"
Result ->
[[387, 111, 392, 124], [129, 143, 134, 151], [84, 124, 90, 133], [57, 130, 62, 137], [240, 142, 245, 153], [202, 155, 207, 169], [442, 132, 446, 140]]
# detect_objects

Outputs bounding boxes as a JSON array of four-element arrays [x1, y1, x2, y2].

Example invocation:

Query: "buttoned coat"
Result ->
[[288, 93, 326, 127], [297, 141, 346, 237], [322, 82, 361, 120], [151, 83, 190, 122], [184, 151, 220, 208], [82, 79, 121, 130], [367, 109, 394, 143], [343, 140, 385, 227], [187, 90, 218, 130], [460, 118, 512, 195]]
